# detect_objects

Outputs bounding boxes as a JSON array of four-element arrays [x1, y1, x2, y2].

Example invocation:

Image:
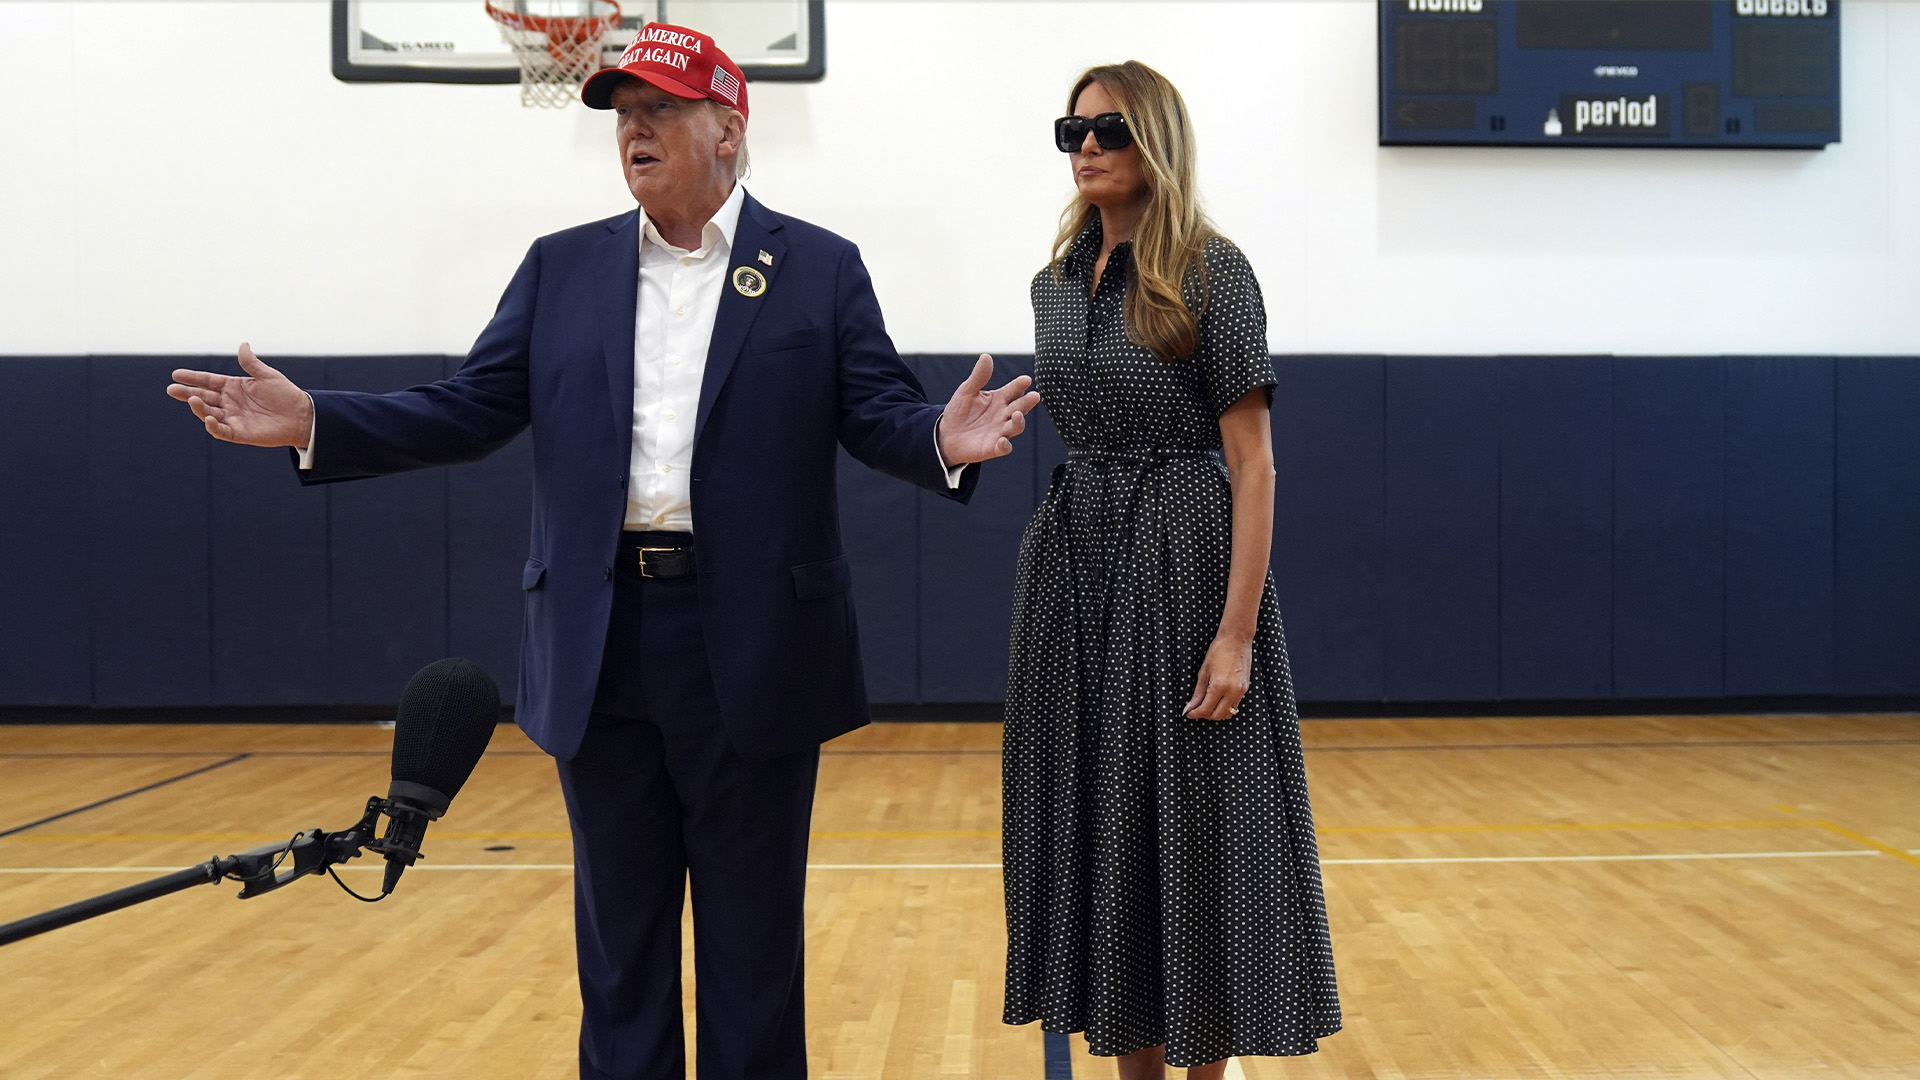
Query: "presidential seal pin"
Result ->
[[757, 249, 774, 266], [732, 266, 768, 298]]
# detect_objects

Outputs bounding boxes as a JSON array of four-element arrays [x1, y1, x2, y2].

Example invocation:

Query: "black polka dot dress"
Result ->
[[1001, 222, 1342, 1068]]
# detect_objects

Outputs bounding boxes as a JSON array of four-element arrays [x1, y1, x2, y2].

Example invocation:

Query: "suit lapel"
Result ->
[[602, 210, 641, 449], [696, 194, 787, 448]]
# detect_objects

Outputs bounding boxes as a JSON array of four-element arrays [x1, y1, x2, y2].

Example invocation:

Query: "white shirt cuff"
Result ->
[[295, 393, 317, 470], [933, 420, 965, 489]]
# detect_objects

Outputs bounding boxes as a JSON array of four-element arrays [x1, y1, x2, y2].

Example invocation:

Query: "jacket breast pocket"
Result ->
[[791, 554, 851, 601], [523, 559, 547, 591], [750, 326, 824, 358]]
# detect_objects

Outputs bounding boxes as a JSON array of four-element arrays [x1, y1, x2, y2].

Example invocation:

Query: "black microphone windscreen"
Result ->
[[389, 658, 500, 814]]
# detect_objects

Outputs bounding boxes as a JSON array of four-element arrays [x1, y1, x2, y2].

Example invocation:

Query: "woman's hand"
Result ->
[[1184, 633, 1252, 721]]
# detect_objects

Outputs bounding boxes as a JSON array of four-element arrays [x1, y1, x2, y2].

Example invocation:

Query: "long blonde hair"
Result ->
[[1051, 61, 1215, 361]]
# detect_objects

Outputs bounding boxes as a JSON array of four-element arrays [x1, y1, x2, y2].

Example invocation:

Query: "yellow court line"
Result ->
[[1803, 819, 1920, 870]]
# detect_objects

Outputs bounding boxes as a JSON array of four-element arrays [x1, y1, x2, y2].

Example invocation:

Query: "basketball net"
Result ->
[[485, 0, 622, 109]]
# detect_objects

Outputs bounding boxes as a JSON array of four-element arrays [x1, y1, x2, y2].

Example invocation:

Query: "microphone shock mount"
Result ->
[[0, 795, 435, 947]]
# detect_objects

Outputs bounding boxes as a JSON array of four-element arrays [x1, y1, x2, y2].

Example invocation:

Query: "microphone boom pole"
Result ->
[[0, 861, 225, 947], [0, 797, 396, 948], [0, 657, 499, 949]]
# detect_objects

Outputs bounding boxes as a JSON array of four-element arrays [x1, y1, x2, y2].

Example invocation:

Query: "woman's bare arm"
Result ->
[[1184, 388, 1275, 721]]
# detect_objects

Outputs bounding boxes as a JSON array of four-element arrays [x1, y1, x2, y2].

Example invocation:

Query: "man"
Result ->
[[167, 24, 1038, 1080]]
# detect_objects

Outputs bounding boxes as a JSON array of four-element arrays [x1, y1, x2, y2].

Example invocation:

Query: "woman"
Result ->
[[1001, 62, 1342, 1078]]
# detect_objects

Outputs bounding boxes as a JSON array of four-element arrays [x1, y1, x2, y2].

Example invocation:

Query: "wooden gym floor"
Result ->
[[0, 714, 1915, 1079]]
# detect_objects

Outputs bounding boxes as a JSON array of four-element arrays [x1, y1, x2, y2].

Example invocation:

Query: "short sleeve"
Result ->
[[1192, 239, 1275, 416]]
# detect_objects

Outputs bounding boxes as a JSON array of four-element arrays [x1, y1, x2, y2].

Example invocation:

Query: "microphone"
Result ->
[[0, 658, 502, 945], [374, 658, 501, 895]]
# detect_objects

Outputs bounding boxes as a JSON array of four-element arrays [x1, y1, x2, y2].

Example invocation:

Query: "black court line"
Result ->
[[0, 754, 251, 839]]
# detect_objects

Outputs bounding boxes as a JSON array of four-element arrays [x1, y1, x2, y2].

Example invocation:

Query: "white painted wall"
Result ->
[[2, 0, 1915, 357]]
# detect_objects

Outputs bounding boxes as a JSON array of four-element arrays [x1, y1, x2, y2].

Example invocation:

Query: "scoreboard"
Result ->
[[1379, 0, 1841, 149]]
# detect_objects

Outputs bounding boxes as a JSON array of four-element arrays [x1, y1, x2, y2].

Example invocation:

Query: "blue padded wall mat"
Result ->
[[7, 353, 1917, 711], [913, 354, 1038, 702], [324, 356, 452, 704], [87, 356, 212, 706], [446, 348, 534, 703], [1724, 356, 1835, 696], [0, 358, 92, 704], [209, 356, 330, 704], [838, 442, 919, 703], [1611, 357, 1725, 698], [1499, 356, 1613, 699], [1271, 356, 1386, 702], [1835, 357, 1920, 694], [1382, 356, 1503, 701]]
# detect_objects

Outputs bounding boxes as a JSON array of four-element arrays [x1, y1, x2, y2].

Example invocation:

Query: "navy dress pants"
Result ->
[[558, 543, 819, 1080]]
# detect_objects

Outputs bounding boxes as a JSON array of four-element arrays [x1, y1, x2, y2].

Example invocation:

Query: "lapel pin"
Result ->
[[757, 250, 774, 266], [732, 265, 768, 298]]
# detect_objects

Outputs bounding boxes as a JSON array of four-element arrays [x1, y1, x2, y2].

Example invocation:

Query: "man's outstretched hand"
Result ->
[[168, 343, 314, 449], [936, 354, 1041, 465]]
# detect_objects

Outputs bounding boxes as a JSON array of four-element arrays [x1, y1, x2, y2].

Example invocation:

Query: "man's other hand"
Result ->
[[168, 342, 314, 449], [936, 354, 1041, 465]]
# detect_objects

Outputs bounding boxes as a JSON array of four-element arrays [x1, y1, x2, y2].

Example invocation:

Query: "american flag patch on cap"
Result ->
[[709, 65, 740, 105]]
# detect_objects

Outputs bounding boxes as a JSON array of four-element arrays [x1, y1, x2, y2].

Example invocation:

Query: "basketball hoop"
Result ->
[[485, 0, 622, 109]]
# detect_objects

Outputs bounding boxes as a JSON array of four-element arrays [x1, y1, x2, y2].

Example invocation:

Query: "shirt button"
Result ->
[[666, 410, 677, 420], [670, 357, 681, 366], [675, 306, 688, 317], [603, 567, 613, 581], [660, 464, 672, 474], [653, 514, 667, 525]]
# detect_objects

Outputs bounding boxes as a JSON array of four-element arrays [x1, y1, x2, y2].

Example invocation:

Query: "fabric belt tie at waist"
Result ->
[[1065, 447, 1217, 465], [619, 531, 695, 579]]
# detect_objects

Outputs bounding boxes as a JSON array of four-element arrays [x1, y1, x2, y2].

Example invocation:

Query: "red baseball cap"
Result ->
[[581, 22, 748, 120]]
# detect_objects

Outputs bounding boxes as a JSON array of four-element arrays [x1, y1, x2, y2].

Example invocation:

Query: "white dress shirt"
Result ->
[[626, 182, 746, 531]]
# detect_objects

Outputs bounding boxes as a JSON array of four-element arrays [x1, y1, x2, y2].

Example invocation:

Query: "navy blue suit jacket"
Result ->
[[302, 194, 976, 761]]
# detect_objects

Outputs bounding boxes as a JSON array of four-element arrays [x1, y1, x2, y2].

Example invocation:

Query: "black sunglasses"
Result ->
[[1054, 112, 1134, 153]]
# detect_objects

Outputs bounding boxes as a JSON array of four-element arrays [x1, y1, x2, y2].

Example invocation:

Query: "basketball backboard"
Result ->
[[331, 1, 825, 85]]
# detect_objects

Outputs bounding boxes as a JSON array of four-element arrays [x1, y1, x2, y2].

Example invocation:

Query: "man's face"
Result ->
[[610, 78, 732, 209]]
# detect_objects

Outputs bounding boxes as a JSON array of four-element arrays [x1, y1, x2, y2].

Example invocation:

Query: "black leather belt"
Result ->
[[619, 532, 695, 580]]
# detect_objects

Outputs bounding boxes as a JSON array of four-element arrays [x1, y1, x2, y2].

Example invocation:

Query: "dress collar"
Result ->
[[639, 181, 746, 259], [1061, 218, 1102, 279], [1061, 217, 1133, 282]]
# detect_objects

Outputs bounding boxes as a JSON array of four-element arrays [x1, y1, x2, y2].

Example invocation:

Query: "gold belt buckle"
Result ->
[[635, 547, 676, 578]]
